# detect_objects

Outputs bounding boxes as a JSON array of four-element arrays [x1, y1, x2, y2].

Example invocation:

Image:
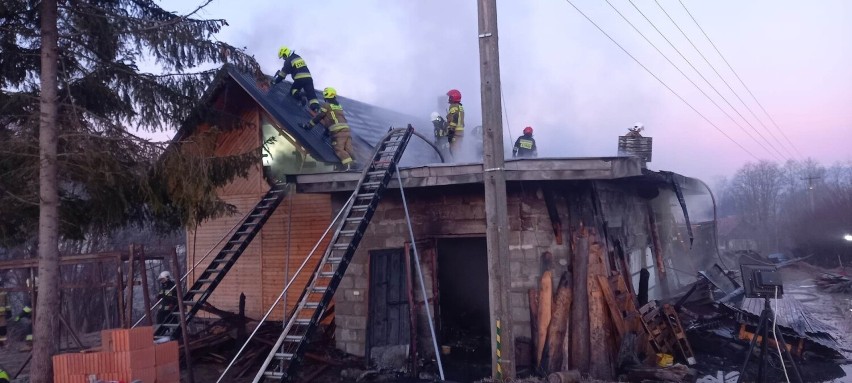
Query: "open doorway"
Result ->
[[436, 237, 490, 382]]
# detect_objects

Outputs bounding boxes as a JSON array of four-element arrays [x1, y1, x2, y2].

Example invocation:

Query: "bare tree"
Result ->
[[727, 160, 783, 252]]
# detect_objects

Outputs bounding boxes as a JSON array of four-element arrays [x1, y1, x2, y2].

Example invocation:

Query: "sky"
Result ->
[[159, 0, 852, 181]]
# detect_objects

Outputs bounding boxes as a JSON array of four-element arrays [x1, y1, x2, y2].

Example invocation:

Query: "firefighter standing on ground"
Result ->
[[0, 289, 9, 345], [157, 271, 177, 325], [14, 305, 32, 351], [512, 126, 538, 158], [272, 46, 320, 113], [445, 89, 465, 156], [303, 87, 358, 170]]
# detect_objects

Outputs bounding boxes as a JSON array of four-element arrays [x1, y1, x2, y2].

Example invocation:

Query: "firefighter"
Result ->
[[14, 305, 32, 351], [302, 87, 357, 171], [0, 289, 9, 345], [512, 126, 538, 158], [157, 271, 177, 326], [430, 112, 450, 157], [445, 89, 465, 156], [272, 46, 320, 113], [0, 368, 9, 383]]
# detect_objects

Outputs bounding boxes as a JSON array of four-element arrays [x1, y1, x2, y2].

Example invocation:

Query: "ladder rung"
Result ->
[[351, 205, 369, 212], [196, 279, 213, 283], [293, 318, 312, 325], [332, 243, 351, 250], [311, 286, 329, 293], [284, 335, 303, 342], [204, 269, 223, 273], [344, 217, 363, 223], [355, 193, 374, 199], [362, 181, 381, 187], [304, 302, 320, 309], [327, 257, 344, 264], [160, 323, 180, 328], [227, 240, 243, 244], [274, 352, 294, 360], [263, 371, 284, 378], [212, 258, 231, 263], [183, 301, 196, 306], [339, 230, 356, 236], [187, 290, 205, 294], [221, 249, 239, 253], [318, 271, 336, 278], [366, 170, 385, 176]]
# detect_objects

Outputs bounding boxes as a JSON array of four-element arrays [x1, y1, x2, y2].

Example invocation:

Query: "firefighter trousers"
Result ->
[[331, 129, 356, 165], [291, 77, 319, 108]]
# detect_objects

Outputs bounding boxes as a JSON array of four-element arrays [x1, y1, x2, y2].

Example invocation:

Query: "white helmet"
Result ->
[[430, 112, 442, 121], [632, 122, 644, 131], [159, 271, 172, 280]]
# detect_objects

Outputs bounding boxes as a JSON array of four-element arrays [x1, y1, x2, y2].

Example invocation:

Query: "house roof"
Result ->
[[175, 64, 441, 165]]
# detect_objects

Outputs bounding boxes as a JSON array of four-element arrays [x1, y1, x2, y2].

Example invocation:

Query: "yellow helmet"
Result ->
[[278, 46, 292, 59], [323, 87, 337, 99]]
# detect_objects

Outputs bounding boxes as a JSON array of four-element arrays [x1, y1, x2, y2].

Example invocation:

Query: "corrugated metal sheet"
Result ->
[[738, 296, 839, 349]]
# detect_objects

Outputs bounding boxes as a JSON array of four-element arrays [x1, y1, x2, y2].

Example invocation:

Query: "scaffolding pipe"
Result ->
[[396, 170, 445, 380], [216, 194, 354, 383]]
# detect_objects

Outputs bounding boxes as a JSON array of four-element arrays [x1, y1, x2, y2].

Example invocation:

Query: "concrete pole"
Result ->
[[477, 0, 515, 378]]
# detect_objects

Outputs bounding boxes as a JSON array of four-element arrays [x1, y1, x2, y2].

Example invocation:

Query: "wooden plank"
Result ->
[[598, 274, 626, 339], [588, 231, 614, 380], [543, 271, 572, 373], [528, 289, 540, 368], [536, 269, 553, 368], [569, 231, 590, 372]]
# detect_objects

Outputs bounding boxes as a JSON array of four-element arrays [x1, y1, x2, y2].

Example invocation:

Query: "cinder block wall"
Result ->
[[333, 182, 573, 358]]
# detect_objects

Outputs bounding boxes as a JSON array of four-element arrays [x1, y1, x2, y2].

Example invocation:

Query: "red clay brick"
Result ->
[[154, 341, 179, 365]]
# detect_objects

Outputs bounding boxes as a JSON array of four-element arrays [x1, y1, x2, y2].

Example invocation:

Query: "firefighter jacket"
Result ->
[[513, 134, 538, 158], [158, 280, 177, 311], [445, 102, 464, 134], [0, 368, 9, 383], [432, 117, 447, 138], [310, 99, 350, 133], [273, 52, 312, 84]]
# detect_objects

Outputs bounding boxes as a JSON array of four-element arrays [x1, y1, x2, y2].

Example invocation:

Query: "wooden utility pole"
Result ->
[[477, 0, 515, 378], [170, 249, 195, 383]]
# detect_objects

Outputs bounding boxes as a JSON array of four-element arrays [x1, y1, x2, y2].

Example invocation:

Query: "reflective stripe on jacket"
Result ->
[[446, 103, 464, 132], [311, 100, 350, 132], [278, 52, 311, 80]]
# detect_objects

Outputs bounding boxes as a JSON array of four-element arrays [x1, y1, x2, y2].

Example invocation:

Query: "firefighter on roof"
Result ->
[[513, 126, 538, 158], [272, 46, 320, 113], [445, 89, 464, 156], [431, 112, 450, 157], [302, 87, 358, 171]]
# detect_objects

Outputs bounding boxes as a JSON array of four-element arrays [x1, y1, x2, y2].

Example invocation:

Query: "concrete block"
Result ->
[[344, 289, 365, 302], [385, 236, 406, 248], [338, 328, 356, 342], [384, 208, 405, 220], [513, 323, 532, 339], [511, 305, 529, 321], [354, 277, 369, 289], [347, 264, 365, 277], [345, 342, 365, 356], [510, 260, 521, 275], [336, 301, 356, 315], [509, 291, 527, 308], [344, 315, 367, 329], [338, 276, 354, 289]]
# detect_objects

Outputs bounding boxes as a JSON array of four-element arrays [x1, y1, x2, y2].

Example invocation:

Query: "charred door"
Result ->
[[367, 248, 411, 361]]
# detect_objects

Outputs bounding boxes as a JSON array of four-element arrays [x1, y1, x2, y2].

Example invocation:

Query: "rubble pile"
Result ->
[[816, 273, 852, 293]]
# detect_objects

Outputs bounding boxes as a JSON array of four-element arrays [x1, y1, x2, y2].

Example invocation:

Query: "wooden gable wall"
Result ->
[[184, 86, 332, 320]]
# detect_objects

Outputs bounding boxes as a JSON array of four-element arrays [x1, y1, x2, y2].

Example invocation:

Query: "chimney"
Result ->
[[618, 127, 652, 167]]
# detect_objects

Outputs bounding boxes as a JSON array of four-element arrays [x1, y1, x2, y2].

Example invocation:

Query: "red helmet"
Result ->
[[523, 126, 533, 135], [446, 89, 461, 103]]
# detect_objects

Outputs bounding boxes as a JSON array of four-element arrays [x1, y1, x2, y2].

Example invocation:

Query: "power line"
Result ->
[[654, 0, 797, 161], [562, 0, 760, 161], [603, 0, 781, 162], [677, 0, 805, 159], [623, 0, 789, 162]]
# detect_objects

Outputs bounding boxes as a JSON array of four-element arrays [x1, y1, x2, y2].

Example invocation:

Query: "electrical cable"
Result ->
[[653, 0, 796, 161], [603, 0, 781, 162], [624, 0, 789, 162], [562, 0, 760, 161], [677, 0, 805, 159], [773, 286, 792, 383]]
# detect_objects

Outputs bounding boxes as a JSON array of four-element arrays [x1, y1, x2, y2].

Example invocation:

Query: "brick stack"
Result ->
[[52, 327, 180, 383]]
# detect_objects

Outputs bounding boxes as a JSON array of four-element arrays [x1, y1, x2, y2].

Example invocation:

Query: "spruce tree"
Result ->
[[1, 1, 264, 380]]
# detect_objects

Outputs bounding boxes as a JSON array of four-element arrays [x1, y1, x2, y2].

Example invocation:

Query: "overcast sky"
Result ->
[[161, 0, 852, 180]]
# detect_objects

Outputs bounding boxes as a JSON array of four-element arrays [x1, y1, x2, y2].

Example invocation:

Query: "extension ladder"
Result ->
[[155, 182, 290, 337], [254, 126, 414, 382]]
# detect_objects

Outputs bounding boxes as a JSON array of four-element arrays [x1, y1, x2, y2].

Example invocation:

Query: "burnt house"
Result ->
[[174, 65, 718, 380]]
